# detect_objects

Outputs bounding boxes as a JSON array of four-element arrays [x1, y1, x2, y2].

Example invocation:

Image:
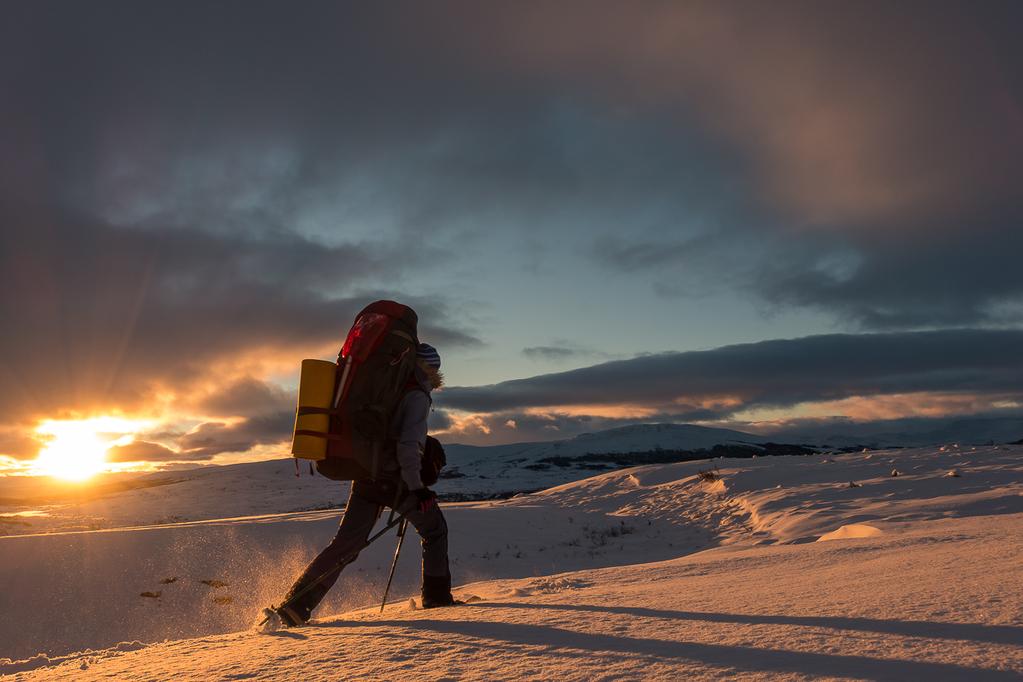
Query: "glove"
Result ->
[[411, 487, 437, 514]]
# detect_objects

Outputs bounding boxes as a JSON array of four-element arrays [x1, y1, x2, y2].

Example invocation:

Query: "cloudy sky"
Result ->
[[2, 1, 1022, 473]]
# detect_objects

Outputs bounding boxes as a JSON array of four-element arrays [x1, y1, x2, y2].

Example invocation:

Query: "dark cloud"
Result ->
[[427, 407, 454, 432], [0, 207, 480, 436], [523, 346, 582, 361], [433, 408, 722, 445], [6, 1, 1016, 343], [440, 329, 1023, 414], [597, 211, 1023, 328], [561, 2, 1023, 328], [0, 4, 493, 445], [176, 412, 293, 460], [106, 440, 180, 463], [522, 344, 611, 363], [193, 377, 295, 419], [752, 214, 1023, 328]]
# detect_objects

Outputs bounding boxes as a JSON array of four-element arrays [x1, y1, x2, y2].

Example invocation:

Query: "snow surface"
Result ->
[[1, 441, 1021, 680]]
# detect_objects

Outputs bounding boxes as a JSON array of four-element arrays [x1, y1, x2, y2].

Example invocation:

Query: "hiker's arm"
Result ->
[[396, 390, 430, 491]]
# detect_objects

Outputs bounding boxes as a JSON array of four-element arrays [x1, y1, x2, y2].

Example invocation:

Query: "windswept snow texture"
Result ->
[[1, 443, 1022, 679]]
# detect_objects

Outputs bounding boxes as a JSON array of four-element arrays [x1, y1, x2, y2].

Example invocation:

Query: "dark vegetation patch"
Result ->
[[697, 468, 721, 482], [536, 442, 819, 470], [439, 490, 540, 502]]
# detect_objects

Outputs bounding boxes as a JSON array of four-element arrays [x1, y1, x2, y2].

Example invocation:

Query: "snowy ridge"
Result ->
[[531, 422, 762, 454]]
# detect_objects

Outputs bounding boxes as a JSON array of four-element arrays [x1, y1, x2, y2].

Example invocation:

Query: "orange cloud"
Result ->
[[523, 404, 659, 419], [676, 395, 745, 411], [435, 413, 493, 438], [736, 392, 1014, 423]]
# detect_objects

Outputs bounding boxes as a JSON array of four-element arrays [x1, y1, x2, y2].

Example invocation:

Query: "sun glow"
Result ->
[[33, 417, 150, 481]]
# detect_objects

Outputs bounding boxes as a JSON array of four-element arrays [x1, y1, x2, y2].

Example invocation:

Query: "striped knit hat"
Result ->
[[416, 342, 441, 370]]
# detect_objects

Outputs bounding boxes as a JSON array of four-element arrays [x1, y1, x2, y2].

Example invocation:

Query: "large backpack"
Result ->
[[314, 300, 419, 481]]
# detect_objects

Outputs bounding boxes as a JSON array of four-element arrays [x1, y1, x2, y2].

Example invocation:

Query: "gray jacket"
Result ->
[[387, 367, 432, 490]]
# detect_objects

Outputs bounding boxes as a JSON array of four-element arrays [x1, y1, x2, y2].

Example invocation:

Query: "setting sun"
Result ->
[[33, 418, 149, 481]]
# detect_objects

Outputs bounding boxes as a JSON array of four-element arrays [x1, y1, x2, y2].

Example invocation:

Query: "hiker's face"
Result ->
[[417, 361, 443, 390]]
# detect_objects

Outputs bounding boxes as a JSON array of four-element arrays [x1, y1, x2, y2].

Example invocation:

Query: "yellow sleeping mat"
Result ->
[[291, 359, 337, 460]]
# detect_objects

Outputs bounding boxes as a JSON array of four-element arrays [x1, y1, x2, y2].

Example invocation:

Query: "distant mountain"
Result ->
[[446, 422, 761, 458], [771, 416, 1023, 448], [542, 422, 764, 454], [439, 422, 772, 494]]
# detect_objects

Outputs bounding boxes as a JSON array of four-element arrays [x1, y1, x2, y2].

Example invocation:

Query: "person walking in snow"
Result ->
[[273, 343, 454, 626]]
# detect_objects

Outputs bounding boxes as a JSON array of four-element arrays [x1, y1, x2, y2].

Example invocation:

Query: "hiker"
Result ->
[[275, 342, 454, 626]]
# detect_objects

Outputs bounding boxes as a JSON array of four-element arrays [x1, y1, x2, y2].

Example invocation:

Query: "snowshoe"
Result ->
[[258, 604, 306, 632], [422, 596, 464, 609], [411, 594, 481, 610], [276, 604, 306, 627], [257, 607, 284, 633], [421, 572, 454, 609]]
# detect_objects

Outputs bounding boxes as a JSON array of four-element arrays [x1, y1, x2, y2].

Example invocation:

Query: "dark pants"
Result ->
[[282, 479, 449, 622]]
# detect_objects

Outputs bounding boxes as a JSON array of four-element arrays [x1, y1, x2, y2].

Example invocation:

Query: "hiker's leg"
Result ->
[[281, 483, 380, 621], [405, 502, 452, 604]]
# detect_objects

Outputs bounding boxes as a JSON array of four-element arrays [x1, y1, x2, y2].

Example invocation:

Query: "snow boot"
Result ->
[[421, 573, 460, 609], [275, 604, 307, 627]]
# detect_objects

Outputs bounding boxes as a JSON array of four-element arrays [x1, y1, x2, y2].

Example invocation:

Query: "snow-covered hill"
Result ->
[[2, 443, 1021, 678], [0, 423, 769, 535]]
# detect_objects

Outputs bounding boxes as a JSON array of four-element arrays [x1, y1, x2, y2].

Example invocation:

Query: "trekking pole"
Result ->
[[260, 511, 408, 626], [379, 518, 408, 612]]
